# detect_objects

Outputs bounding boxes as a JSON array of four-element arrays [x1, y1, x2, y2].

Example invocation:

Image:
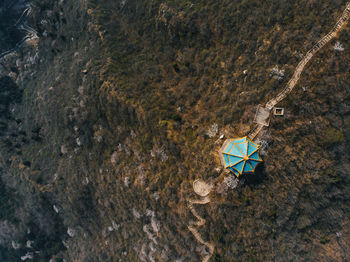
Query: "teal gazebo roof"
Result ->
[[219, 136, 262, 177]]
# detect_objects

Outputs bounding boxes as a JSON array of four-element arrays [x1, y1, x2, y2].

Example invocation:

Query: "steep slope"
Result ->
[[0, 0, 349, 261]]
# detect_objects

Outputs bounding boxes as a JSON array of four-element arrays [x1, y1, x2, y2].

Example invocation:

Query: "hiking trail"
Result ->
[[187, 2, 350, 261], [249, 1, 350, 140]]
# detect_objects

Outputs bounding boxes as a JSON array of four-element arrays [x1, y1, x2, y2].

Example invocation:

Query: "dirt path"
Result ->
[[187, 195, 215, 262], [249, 1, 350, 140]]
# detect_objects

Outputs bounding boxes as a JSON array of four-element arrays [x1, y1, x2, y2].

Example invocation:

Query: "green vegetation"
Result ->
[[318, 127, 345, 146], [319, 236, 330, 244]]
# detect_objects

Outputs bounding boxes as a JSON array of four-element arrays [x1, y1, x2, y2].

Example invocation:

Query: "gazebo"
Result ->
[[219, 136, 262, 177]]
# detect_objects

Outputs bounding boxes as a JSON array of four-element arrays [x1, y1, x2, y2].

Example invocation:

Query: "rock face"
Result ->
[[0, 0, 350, 261]]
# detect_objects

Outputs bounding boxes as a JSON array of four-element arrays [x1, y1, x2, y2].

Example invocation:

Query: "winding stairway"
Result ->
[[249, 2, 350, 140], [188, 2, 350, 261]]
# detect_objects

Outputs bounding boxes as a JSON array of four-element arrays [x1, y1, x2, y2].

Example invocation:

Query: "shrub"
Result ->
[[318, 128, 345, 146]]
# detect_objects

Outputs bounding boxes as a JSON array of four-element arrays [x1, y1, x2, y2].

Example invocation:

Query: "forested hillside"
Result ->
[[0, 0, 349, 261]]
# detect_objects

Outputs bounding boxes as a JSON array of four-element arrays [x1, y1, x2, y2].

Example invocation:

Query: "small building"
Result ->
[[273, 107, 284, 116]]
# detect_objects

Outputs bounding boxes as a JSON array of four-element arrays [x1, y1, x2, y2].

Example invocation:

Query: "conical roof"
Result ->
[[219, 136, 262, 177]]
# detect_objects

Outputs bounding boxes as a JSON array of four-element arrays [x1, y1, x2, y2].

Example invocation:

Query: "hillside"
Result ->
[[0, 0, 349, 261]]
